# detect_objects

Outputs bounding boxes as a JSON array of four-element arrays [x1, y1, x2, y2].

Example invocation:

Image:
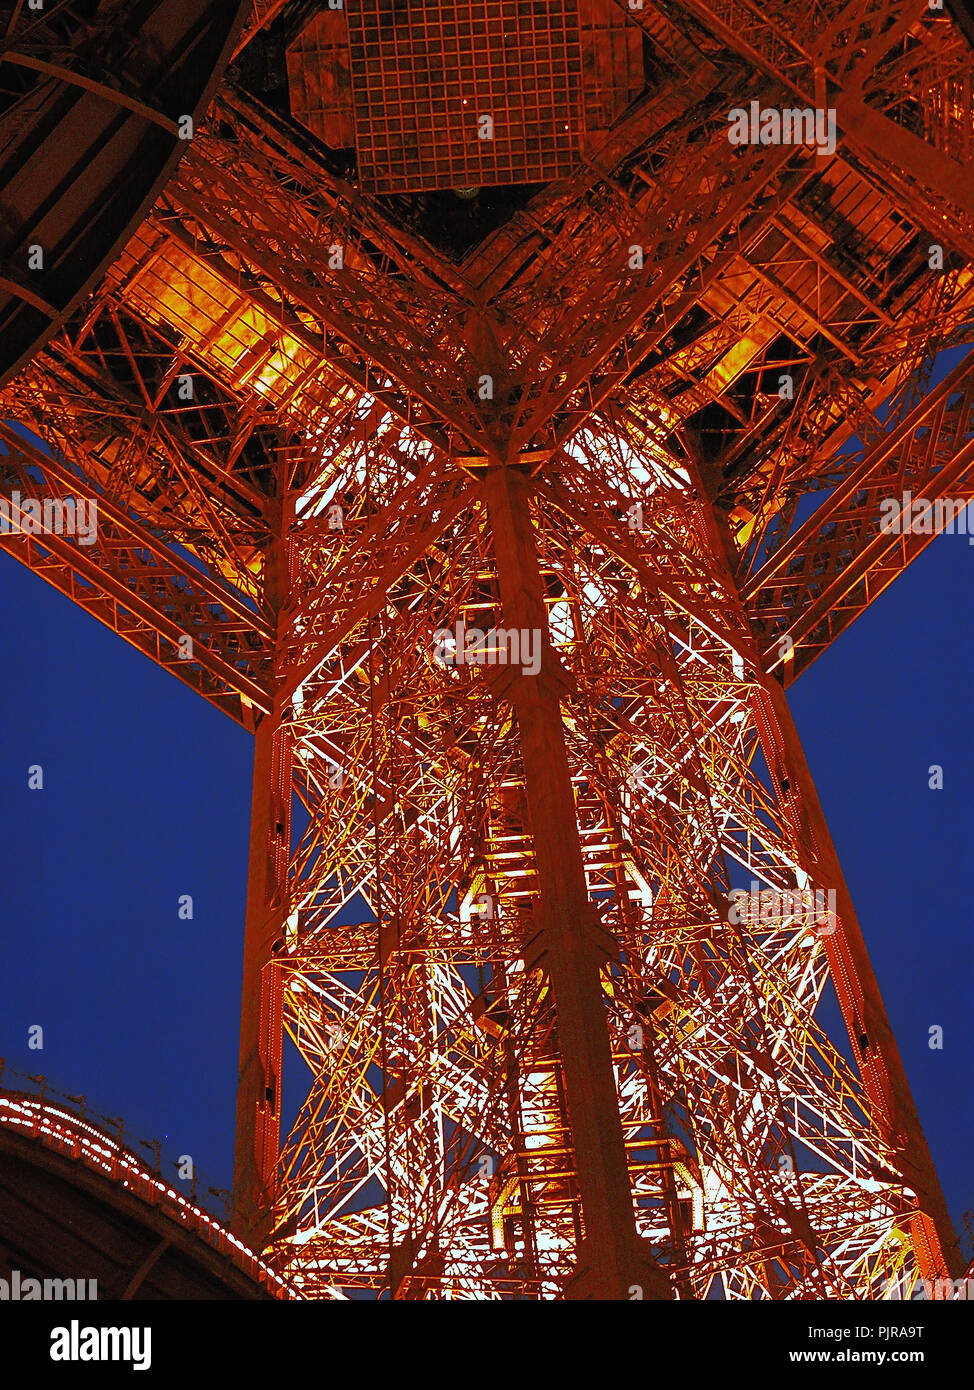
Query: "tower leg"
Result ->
[[484, 464, 665, 1299], [751, 676, 959, 1279], [698, 489, 960, 1280], [232, 492, 293, 1252], [232, 715, 290, 1251]]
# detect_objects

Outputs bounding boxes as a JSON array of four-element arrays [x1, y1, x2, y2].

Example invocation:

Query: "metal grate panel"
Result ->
[[346, 0, 585, 194], [287, 9, 356, 149], [578, 0, 643, 142]]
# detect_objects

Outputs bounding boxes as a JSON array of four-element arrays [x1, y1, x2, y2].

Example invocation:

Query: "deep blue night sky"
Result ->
[[1, 479, 971, 1240]]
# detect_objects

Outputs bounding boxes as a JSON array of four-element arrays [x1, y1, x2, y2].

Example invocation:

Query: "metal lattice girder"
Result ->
[[498, 133, 798, 456], [279, 457, 480, 707], [745, 344, 974, 680], [2, 0, 973, 1303], [252, 433, 956, 1298], [7, 351, 274, 578], [678, 0, 974, 254], [0, 423, 272, 724], [471, 1, 974, 460], [166, 92, 495, 461]]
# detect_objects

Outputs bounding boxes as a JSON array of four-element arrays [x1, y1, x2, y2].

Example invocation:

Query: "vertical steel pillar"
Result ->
[[232, 489, 293, 1252], [484, 464, 665, 1299]]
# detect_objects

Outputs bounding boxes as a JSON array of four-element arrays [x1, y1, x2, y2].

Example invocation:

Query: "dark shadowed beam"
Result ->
[[0, 0, 250, 385], [946, 0, 974, 49]]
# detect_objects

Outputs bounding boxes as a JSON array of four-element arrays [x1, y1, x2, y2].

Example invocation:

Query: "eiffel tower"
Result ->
[[2, 0, 972, 1299]]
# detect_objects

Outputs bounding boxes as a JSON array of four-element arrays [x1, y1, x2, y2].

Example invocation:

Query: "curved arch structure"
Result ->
[[0, 1092, 293, 1300], [0, 0, 250, 386]]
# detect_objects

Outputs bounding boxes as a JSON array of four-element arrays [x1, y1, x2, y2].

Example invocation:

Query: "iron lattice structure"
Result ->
[[2, 0, 974, 1299]]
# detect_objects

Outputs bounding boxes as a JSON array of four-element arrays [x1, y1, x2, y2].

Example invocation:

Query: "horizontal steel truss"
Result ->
[[746, 344, 974, 681], [0, 421, 272, 723]]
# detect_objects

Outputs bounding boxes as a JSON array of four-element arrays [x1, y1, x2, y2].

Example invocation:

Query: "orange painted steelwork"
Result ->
[[1, 0, 973, 1299]]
